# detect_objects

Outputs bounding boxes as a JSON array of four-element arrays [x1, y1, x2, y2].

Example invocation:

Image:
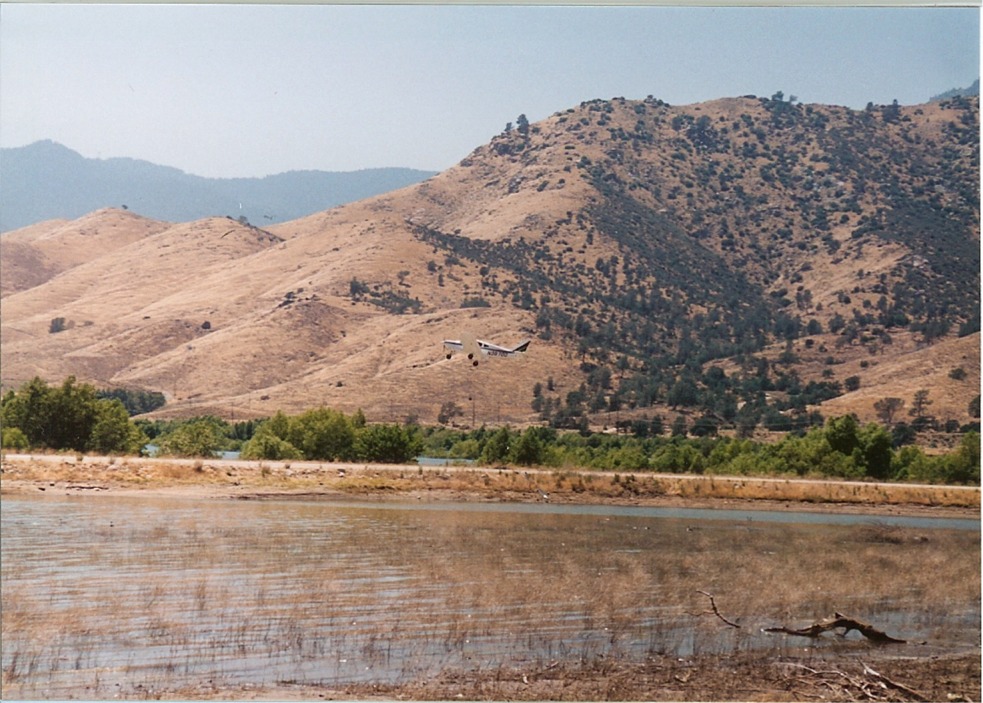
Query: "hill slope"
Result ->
[[0, 140, 436, 232], [1, 94, 978, 432]]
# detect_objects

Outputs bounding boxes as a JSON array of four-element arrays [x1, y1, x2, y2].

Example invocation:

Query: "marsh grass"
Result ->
[[3, 493, 978, 699]]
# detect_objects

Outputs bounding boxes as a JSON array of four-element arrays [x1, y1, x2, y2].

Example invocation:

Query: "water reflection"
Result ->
[[2, 494, 979, 699]]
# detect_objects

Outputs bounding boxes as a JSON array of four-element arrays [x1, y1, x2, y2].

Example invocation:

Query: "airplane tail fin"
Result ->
[[511, 339, 531, 353]]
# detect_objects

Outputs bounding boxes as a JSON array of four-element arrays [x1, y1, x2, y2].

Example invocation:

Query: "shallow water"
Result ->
[[2, 494, 979, 698]]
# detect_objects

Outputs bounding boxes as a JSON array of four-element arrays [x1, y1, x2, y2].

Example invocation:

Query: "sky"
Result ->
[[0, 4, 979, 178]]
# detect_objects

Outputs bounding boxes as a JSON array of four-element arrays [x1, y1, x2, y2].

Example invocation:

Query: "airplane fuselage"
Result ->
[[442, 337, 530, 365]]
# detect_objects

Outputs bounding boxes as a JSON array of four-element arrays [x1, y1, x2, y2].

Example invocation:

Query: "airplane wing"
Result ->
[[476, 339, 509, 353]]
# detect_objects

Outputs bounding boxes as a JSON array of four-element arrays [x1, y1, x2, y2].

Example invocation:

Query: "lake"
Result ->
[[2, 493, 979, 699]]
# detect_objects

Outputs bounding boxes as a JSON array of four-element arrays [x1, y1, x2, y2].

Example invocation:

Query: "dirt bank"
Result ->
[[1, 453, 979, 518]]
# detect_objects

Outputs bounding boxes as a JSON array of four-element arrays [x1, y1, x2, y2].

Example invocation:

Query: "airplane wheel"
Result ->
[[467, 353, 474, 360], [472, 360, 479, 367], [445, 353, 452, 360]]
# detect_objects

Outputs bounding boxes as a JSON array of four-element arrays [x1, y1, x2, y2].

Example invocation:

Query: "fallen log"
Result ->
[[764, 612, 907, 644]]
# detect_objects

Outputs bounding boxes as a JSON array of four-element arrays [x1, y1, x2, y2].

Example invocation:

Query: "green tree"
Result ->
[[670, 415, 689, 437], [825, 414, 860, 456], [240, 430, 303, 461], [909, 389, 932, 419], [157, 419, 226, 457], [511, 427, 545, 466], [437, 401, 463, 425], [481, 426, 512, 464], [874, 397, 904, 425], [940, 431, 980, 484], [89, 399, 148, 455], [47, 377, 101, 451], [516, 113, 530, 136], [858, 423, 894, 480], [690, 414, 719, 437], [263, 410, 292, 440], [1, 377, 55, 447], [354, 424, 420, 463], [667, 377, 699, 408], [289, 408, 355, 461]]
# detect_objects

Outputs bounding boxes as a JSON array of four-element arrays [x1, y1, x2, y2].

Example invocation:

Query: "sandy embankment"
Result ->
[[1, 452, 978, 518]]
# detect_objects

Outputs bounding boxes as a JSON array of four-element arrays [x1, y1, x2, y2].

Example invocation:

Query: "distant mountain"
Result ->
[[0, 140, 436, 232], [2, 95, 979, 432], [931, 78, 980, 102]]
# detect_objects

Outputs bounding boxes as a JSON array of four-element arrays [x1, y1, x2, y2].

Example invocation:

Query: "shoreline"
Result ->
[[1, 453, 978, 519]]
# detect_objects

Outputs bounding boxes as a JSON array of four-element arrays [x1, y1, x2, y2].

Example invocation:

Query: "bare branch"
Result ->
[[862, 661, 927, 701], [695, 590, 741, 628]]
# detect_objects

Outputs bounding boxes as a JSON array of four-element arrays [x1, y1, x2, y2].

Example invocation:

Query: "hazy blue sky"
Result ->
[[1, 4, 978, 177]]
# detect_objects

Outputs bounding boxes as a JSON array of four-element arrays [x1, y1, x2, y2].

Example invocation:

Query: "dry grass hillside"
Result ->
[[0, 209, 172, 296], [1, 94, 978, 434]]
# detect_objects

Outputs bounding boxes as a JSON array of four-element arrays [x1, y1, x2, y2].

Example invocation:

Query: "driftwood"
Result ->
[[781, 662, 927, 702], [764, 611, 907, 644], [862, 661, 927, 701]]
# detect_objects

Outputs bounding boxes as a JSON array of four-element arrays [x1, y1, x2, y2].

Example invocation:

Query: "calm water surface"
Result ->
[[2, 494, 978, 698]]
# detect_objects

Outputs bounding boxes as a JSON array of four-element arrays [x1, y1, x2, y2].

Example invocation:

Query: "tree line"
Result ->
[[1, 376, 977, 485], [420, 420, 978, 485]]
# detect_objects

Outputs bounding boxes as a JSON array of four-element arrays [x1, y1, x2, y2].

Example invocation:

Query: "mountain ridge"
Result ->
[[1, 94, 978, 435], [0, 140, 437, 232]]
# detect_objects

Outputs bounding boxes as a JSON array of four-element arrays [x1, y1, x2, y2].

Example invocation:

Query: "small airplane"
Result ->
[[443, 335, 531, 366]]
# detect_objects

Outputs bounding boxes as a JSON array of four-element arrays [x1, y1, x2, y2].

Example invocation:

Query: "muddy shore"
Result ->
[[164, 652, 982, 702]]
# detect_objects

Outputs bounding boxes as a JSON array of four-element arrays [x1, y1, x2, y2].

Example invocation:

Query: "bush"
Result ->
[[1, 427, 29, 451], [240, 432, 303, 461], [460, 297, 491, 308]]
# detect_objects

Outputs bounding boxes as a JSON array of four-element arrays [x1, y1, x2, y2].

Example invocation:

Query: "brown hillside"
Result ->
[[0, 209, 171, 296], [1, 94, 978, 433]]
